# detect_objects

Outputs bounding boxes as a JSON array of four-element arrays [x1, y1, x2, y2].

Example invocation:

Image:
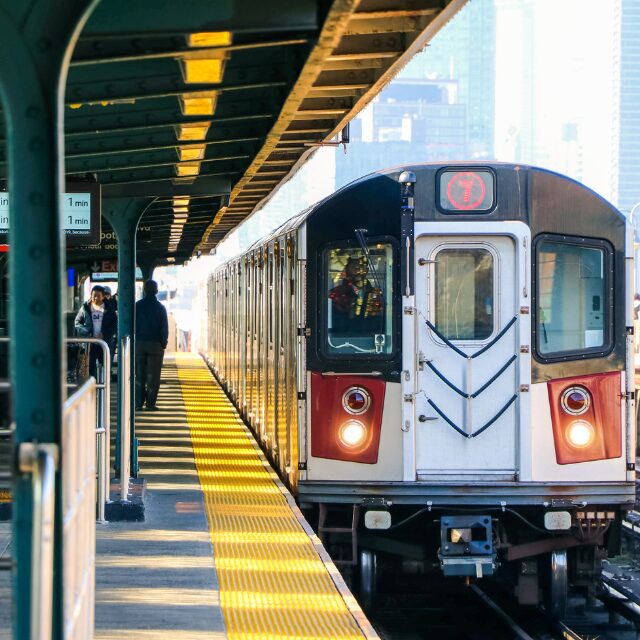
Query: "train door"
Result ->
[[415, 234, 521, 478]]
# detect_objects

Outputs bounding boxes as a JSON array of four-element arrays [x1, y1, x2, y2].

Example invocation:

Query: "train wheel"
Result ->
[[358, 549, 377, 613], [545, 549, 568, 620]]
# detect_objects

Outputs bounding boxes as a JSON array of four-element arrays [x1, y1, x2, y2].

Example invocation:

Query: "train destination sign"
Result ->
[[0, 181, 101, 246], [438, 169, 495, 213]]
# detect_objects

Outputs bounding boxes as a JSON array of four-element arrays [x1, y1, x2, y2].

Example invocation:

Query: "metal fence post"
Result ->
[[119, 336, 131, 502]]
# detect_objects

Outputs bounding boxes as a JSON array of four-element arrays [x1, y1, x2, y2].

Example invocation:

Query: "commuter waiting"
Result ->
[[74, 285, 117, 380], [135, 279, 169, 411]]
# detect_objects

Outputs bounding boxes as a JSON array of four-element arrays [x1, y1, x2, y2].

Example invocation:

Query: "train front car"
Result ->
[[302, 163, 635, 615]]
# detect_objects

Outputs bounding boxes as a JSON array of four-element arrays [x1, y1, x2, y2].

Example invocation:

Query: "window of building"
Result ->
[[536, 238, 611, 358], [323, 241, 394, 357], [434, 248, 494, 340]]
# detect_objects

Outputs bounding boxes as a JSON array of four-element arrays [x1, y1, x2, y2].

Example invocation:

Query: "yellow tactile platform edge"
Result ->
[[176, 353, 376, 640]]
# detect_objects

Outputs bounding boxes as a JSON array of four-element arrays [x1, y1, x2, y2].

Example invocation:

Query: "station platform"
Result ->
[[95, 353, 377, 640]]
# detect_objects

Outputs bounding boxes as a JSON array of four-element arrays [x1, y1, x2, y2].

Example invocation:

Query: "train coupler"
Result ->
[[439, 515, 495, 578]]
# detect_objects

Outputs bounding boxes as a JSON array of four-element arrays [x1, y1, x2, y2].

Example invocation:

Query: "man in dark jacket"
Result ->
[[135, 279, 168, 410], [74, 285, 118, 379]]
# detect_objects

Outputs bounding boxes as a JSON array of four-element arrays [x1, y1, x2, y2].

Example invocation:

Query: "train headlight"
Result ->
[[338, 420, 367, 448], [560, 386, 591, 416], [566, 420, 595, 448], [342, 386, 371, 415]]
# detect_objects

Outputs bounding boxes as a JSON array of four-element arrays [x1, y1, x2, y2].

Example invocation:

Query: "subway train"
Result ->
[[201, 163, 636, 616]]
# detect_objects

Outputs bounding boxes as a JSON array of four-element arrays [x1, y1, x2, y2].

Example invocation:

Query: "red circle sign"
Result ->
[[446, 172, 486, 210]]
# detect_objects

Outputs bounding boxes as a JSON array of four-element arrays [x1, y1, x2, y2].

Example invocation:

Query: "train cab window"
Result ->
[[434, 248, 494, 340], [536, 238, 610, 358], [324, 242, 393, 356]]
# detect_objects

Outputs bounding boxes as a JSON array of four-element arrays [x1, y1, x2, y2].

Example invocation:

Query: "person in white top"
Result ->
[[74, 286, 117, 379]]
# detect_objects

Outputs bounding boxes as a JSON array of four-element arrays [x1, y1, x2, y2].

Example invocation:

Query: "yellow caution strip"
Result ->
[[175, 354, 376, 640]]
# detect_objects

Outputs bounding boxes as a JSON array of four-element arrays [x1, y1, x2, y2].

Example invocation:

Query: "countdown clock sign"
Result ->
[[0, 181, 101, 247], [438, 169, 495, 213]]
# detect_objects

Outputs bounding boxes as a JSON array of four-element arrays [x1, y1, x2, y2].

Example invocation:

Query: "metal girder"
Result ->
[[71, 35, 311, 67], [65, 78, 286, 107], [65, 128, 262, 159], [101, 175, 231, 197], [0, 3, 100, 638], [66, 61, 287, 103], [83, 0, 319, 37], [98, 164, 244, 186]]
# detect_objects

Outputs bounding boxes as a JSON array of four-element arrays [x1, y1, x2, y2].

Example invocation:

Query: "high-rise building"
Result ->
[[614, 0, 640, 214]]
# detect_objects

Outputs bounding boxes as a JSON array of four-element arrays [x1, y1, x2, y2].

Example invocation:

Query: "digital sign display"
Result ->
[[0, 181, 101, 247], [438, 169, 495, 213]]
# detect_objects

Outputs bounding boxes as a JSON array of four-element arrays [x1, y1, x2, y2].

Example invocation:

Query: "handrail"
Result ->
[[18, 442, 58, 640], [62, 378, 97, 640], [120, 335, 131, 502], [0, 336, 110, 521]]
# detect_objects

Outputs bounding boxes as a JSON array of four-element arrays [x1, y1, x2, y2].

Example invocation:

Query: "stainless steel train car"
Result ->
[[203, 163, 636, 616]]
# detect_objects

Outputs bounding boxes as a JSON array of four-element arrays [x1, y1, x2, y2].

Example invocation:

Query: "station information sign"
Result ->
[[0, 181, 101, 246], [438, 169, 495, 213]]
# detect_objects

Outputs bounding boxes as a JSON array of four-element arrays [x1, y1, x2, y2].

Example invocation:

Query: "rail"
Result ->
[[0, 336, 111, 521], [119, 335, 131, 502], [62, 377, 97, 640], [18, 442, 58, 640]]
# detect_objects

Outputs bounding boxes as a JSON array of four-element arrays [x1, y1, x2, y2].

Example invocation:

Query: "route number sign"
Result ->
[[438, 169, 495, 213]]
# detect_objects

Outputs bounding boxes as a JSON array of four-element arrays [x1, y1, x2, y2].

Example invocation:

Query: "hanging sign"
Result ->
[[0, 182, 101, 247]]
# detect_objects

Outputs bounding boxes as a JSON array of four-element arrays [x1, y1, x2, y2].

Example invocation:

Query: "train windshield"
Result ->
[[434, 248, 494, 340], [537, 239, 608, 356], [324, 242, 393, 356]]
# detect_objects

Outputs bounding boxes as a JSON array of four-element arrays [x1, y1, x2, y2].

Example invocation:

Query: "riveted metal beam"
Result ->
[[71, 35, 311, 67], [0, 2, 100, 638], [82, 0, 319, 37], [65, 79, 286, 107]]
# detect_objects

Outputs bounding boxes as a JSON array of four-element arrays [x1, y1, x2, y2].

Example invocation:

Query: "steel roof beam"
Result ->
[[82, 0, 319, 37], [65, 79, 286, 107], [101, 167, 241, 187], [71, 36, 311, 67], [102, 175, 231, 198], [64, 102, 276, 136]]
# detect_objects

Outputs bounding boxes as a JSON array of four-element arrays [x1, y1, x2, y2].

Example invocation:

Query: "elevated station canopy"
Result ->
[[3, 0, 465, 268]]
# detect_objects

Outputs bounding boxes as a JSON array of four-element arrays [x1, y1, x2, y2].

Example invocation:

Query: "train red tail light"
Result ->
[[311, 373, 385, 464], [548, 372, 622, 464], [342, 387, 370, 414]]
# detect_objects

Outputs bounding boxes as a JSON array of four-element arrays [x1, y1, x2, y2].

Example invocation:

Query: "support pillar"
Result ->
[[0, 2, 99, 638], [103, 198, 153, 477], [139, 255, 158, 283]]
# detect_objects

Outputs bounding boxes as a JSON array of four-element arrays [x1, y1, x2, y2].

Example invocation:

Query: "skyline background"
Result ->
[[185, 0, 640, 269]]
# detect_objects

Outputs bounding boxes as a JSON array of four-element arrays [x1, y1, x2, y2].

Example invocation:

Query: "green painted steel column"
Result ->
[[103, 198, 153, 476], [0, 2, 99, 638]]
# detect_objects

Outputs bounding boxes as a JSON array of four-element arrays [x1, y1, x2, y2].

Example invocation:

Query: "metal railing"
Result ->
[[18, 441, 58, 640], [0, 336, 111, 521], [119, 335, 131, 502], [62, 377, 96, 640], [66, 338, 111, 521]]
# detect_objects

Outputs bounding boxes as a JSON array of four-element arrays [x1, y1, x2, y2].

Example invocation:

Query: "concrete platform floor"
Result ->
[[94, 356, 226, 639]]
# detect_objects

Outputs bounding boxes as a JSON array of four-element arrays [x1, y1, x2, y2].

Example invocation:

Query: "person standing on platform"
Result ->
[[135, 279, 168, 411], [74, 285, 117, 379]]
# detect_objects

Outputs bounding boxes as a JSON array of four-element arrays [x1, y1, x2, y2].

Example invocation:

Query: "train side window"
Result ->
[[535, 237, 611, 359], [323, 241, 394, 357], [434, 248, 494, 340]]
